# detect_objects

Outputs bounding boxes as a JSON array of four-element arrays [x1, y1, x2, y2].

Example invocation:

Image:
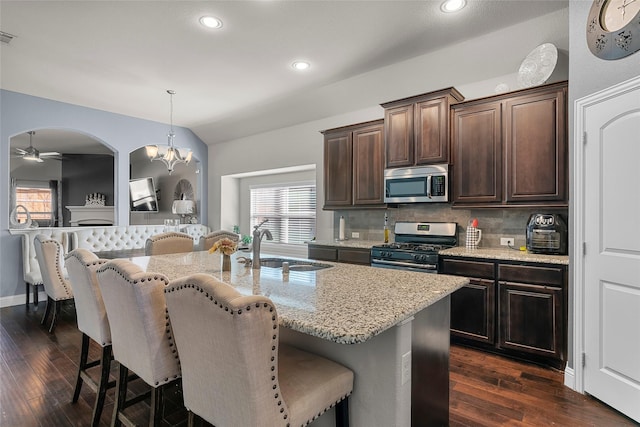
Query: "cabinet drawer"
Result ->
[[440, 258, 494, 279], [308, 245, 338, 262], [498, 264, 564, 287], [338, 248, 371, 265]]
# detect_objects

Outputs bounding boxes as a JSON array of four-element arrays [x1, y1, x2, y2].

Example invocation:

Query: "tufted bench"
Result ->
[[19, 224, 210, 307], [70, 224, 210, 255], [21, 229, 69, 307]]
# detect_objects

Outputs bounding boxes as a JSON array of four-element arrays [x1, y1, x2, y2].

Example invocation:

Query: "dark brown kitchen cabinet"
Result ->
[[451, 81, 568, 208], [451, 101, 503, 204], [308, 244, 370, 265], [441, 258, 495, 344], [382, 87, 464, 167], [440, 255, 567, 369], [498, 264, 566, 362], [322, 120, 385, 209]]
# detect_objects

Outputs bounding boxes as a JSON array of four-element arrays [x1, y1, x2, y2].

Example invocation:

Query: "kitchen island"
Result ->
[[126, 251, 468, 427]]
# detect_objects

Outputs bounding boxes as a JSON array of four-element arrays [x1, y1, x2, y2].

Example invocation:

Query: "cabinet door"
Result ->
[[352, 123, 385, 205], [504, 87, 567, 203], [323, 131, 352, 208], [498, 281, 564, 360], [452, 102, 503, 204], [415, 97, 449, 165], [385, 104, 414, 168], [451, 278, 495, 344]]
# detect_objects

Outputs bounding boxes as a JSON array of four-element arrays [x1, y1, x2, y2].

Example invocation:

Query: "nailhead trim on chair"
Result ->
[[165, 283, 291, 425], [43, 240, 73, 299], [97, 263, 180, 386]]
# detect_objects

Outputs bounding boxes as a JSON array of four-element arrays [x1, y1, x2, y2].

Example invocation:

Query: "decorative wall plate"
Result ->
[[173, 179, 194, 200], [517, 43, 558, 88]]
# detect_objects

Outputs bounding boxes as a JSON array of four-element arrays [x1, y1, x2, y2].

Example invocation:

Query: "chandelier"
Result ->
[[145, 90, 192, 174]]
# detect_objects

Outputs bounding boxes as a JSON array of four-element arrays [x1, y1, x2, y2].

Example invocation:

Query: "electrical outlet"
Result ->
[[401, 351, 411, 385], [351, 232, 360, 239], [500, 237, 515, 247]]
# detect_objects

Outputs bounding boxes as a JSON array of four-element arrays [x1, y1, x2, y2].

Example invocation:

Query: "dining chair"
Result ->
[[164, 273, 353, 427], [197, 230, 239, 251], [33, 234, 74, 333], [64, 249, 113, 427], [96, 259, 182, 427], [145, 231, 194, 256]]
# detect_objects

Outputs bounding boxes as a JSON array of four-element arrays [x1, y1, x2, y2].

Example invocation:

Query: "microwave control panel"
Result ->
[[432, 175, 446, 196]]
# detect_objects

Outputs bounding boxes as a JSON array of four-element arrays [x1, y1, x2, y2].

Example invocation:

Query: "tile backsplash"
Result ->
[[334, 205, 568, 248]]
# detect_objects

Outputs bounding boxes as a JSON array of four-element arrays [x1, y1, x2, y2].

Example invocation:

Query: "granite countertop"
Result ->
[[439, 247, 569, 265], [308, 239, 382, 249], [125, 251, 468, 345]]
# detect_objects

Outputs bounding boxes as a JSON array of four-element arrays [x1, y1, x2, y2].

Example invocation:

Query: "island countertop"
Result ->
[[125, 251, 468, 345]]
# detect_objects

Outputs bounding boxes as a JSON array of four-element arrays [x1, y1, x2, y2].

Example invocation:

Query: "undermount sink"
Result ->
[[259, 258, 332, 271]]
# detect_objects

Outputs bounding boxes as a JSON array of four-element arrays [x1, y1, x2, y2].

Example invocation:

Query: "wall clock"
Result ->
[[587, 0, 640, 59]]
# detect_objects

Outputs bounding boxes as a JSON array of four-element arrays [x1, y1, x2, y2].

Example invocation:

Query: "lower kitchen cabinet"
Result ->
[[308, 244, 371, 265], [441, 256, 567, 368], [450, 278, 495, 344]]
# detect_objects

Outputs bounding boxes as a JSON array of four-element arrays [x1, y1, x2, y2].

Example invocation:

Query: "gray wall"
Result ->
[[61, 154, 115, 226], [564, 1, 640, 371], [0, 90, 208, 300]]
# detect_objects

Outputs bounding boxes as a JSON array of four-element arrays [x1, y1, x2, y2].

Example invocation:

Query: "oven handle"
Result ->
[[371, 259, 437, 270], [427, 175, 432, 199]]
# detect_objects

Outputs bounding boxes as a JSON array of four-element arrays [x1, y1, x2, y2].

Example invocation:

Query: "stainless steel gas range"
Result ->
[[370, 222, 457, 273]]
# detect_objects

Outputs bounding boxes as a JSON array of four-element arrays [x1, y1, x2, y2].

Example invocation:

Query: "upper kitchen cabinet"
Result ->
[[381, 87, 464, 167], [451, 81, 568, 208], [322, 119, 385, 209]]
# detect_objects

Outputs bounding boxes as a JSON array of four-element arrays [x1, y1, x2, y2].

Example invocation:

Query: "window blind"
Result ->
[[250, 183, 316, 244]]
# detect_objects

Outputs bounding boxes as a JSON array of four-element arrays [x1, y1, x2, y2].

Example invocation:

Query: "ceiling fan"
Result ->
[[14, 131, 62, 162]]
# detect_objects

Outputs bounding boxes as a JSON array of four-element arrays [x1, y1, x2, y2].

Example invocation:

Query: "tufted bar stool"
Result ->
[[165, 273, 353, 427], [33, 234, 74, 333], [64, 249, 113, 427], [96, 259, 182, 427], [197, 230, 239, 251], [145, 231, 194, 256]]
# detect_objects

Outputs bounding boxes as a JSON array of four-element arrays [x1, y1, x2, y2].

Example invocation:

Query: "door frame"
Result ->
[[570, 74, 640, 393]]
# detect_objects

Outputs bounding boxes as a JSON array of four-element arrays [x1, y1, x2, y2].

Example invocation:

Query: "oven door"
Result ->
[[371, 259, 438, 274]]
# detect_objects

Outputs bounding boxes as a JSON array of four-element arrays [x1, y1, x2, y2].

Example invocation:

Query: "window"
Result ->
[[15, 186, 54, 224], [250, 183, 316, 244]]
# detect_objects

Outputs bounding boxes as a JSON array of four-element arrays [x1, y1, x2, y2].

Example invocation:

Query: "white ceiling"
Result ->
[[1, 0, 568, 147]]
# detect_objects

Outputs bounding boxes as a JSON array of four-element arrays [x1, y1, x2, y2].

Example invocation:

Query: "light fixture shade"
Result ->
[[172, 200, 195, 215]]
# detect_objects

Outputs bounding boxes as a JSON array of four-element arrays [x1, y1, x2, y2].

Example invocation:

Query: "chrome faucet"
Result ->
[[252, 219, 273, 269]]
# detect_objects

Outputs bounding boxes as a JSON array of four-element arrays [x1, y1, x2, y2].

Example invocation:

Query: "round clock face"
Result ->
[[587, 0, 640, 59], [602, 0, 640, 31]]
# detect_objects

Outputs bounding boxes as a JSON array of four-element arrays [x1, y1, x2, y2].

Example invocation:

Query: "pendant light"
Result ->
[[145, 90, 193, 174]]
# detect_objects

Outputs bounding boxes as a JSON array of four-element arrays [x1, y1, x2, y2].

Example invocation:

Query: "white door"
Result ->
[[583, 78, 640, 422]]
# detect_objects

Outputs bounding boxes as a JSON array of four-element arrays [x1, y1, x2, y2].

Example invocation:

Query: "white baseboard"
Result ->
[[0, 291, 46, 308], [564, 366, 576, 390]]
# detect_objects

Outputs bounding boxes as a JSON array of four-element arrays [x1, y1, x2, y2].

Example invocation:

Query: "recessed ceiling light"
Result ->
[[292, 61, 310, 71], [199, 16, 223, 29], [440, 0, 466, 13]]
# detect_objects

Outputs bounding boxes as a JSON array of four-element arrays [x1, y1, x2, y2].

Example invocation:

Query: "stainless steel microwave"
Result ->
[[384, 164, 449, 203]]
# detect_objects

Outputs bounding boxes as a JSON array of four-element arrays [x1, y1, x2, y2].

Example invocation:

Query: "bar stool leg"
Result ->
[[92, 345, 113, 427], [112, 364, 129, 427], [72, 333, 90, 402], [41, 297, 52, 326]]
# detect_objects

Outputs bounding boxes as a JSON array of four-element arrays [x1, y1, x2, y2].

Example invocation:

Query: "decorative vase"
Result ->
[[222, 254, 231, 272]]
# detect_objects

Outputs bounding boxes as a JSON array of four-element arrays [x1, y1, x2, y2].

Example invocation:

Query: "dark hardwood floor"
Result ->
[[0, 302, 636, 426]]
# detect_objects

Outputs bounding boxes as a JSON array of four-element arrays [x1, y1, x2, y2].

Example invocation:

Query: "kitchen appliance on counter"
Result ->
[[384, 164, 449, 203], [371, 222, 457, 273], [526, 213, 567, 255]]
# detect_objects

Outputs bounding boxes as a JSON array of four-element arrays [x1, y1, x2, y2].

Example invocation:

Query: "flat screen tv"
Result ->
[[129, 177, 159, 212]]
